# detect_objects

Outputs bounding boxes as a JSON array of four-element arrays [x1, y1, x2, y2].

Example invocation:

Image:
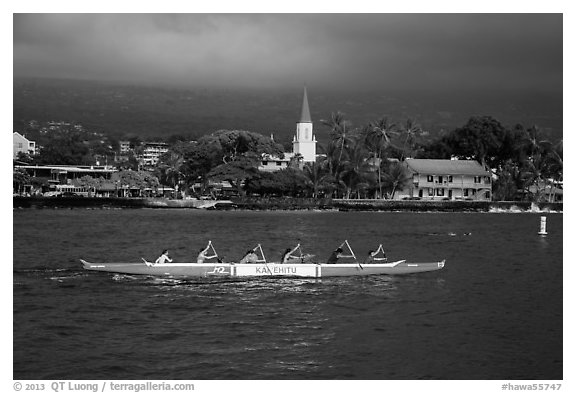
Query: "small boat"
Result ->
[[79, 259, 445, 278]]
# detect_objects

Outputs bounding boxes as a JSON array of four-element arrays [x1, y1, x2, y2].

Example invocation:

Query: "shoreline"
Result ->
[[13, 196, 562, 213]]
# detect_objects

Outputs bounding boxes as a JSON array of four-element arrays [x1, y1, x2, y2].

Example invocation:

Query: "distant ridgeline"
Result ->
[[13, 77, 562, 143]]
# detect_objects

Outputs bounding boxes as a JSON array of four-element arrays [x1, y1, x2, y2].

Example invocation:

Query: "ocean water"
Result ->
[[13, 209, 563, 380]]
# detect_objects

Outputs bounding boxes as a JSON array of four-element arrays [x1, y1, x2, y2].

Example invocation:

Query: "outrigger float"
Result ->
[[80, 240, 445, 278]]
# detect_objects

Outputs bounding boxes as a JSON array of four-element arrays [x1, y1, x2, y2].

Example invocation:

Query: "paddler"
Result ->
[[197, 242, 219, 264], [364, 244, 387, 263], [281, 244, 302, 263], [155, 249, 172, 264], [326, 246, 356, 264], [326, 247, 343, 264], [239, 249, 265, 264]]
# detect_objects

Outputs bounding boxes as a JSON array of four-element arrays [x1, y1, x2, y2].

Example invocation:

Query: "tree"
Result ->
[[207, 129, 284, 164], [162, 130, 283, 196], [13, 169, 31, 195], [492, 160, 522, 201], [32, 129, 93, 165], [399, 118, 423, 161], [207, 156, 260, 196], [156, 151, 185, 191], [381, 162, 410, 200], [449, 116, 505, 168], [111, 170, 159, 197], [366, 116, 398, 198], [338, 137, 373, 199], [302, 161, 336, 198], [289, 153, 304, 169], [321, 111, 352, 171], [14, 151, 33, 165]]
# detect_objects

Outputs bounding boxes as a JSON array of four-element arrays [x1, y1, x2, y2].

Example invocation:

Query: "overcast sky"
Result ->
[[13, 13, 562, 93]]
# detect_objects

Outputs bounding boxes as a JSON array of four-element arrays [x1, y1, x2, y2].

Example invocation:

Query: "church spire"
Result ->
[[299, 86, 312, 123]]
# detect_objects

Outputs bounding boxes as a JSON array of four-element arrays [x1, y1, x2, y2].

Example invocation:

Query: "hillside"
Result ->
[[13, 78, 563, 145]]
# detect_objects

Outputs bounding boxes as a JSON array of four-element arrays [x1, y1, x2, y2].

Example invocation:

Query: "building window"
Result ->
[[427, 175, 433, 182], [448, 175, 453, 182], [437, 188, 445, 196], [474, 176, 481, 183], [276, 162, 282, 166], [464, 189, 469, 197], [438, 176, 443, 183], [428, 188, 434, 196], [262, 161, 268, 166], [18, 143, 23, 149]]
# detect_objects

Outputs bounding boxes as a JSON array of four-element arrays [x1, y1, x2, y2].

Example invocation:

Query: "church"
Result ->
[[259, 87, 317, 172]]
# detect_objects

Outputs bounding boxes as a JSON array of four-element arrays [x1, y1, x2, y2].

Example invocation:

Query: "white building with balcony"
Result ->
[[398, 158, 492, 201], [140, 142, 169, 168]]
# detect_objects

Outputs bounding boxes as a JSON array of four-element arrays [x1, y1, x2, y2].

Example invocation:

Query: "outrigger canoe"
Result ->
[[80, 259, 445, 278]]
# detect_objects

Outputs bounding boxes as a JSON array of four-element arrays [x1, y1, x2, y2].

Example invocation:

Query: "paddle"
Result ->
[[141, 258, 154, 267], [343, 239, 362, 270], [372, 244, 388, 263], [206, 240, 219, 261], [256, 244, 274, 275]]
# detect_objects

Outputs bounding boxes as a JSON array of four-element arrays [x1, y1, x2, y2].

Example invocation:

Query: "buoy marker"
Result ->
[[538, 216, 548, 235]]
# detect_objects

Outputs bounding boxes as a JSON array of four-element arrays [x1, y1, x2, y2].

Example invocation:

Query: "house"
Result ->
[[139, 142, 169, 169], [259, 152, 293, 172], [13, 132, 36, 158], [119, 141, 131, 154], [397, 159, 492, 201]]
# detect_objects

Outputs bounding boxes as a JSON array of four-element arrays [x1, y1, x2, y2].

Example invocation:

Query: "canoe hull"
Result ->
[[80, 259, 445, 278]]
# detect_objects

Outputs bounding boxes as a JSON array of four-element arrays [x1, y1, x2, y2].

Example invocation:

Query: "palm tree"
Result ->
[[302, 161, 333, 198], [520, 153, 547, 202], [289, 153, 304, 169], [517, 126, 555, 202], [321, 111, 352, 171], [317, 141, 341, 179], [366, 116, 398, 198], [381, 162, 410, 200], [399, 118, 423, 161], [522, 125, 552, 158], [338, 137, 372, 199], [156, 151, 185, 193], [547, 140, 563, 202]]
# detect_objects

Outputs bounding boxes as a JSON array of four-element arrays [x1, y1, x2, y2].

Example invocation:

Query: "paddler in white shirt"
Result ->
[[196, 244, 218, 264], [281, 244, 302, 263]]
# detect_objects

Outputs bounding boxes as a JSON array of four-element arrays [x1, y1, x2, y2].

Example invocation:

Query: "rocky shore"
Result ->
[[13, 196, 562, 213]]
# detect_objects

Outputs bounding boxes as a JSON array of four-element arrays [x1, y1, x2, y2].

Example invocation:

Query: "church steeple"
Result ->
[[299, 86, 312, 123], [293, 86, 316, 163]]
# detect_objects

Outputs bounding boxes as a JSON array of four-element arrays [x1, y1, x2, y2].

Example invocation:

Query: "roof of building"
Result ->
[[405, 159, 489, 176], [299, 87, 312, 123], [13, 132, 31, 141], [14, 165, 117, 173]]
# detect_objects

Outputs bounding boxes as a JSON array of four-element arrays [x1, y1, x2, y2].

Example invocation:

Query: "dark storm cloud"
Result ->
[[13, 13, 562, 92]]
